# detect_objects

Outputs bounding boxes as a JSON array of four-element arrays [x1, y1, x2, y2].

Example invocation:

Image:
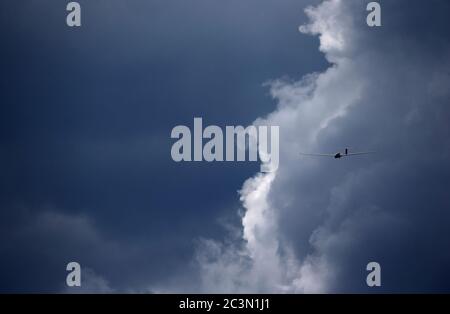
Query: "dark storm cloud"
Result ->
[[4, 0, 449, 293], [0, 0, 326, 291]]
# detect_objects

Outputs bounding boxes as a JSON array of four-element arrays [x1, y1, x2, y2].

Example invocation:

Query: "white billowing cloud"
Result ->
[[187, 0, 364, 293], [186, 0, 450, 293], [194, 172, 293, 293], [299, 0, 354, 60]]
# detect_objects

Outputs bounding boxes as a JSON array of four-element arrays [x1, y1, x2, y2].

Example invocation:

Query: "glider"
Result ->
[[300, 148, 375, 159]]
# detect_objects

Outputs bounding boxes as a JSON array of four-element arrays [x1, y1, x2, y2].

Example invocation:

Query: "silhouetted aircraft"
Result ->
[[300, 148, 375, 159]]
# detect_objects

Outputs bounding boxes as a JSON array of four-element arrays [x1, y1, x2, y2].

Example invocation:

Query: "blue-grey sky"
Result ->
[[1, 0, 450, 293], [0, 0, 326, 292]]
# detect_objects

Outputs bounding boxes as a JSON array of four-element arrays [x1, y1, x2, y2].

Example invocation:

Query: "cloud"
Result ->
[[0, 208, 124, 292], [174, 0, 450, 293], [64, 268, 114, 294], [3, 0, 450, 293], [0, 205, 204, 293]]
